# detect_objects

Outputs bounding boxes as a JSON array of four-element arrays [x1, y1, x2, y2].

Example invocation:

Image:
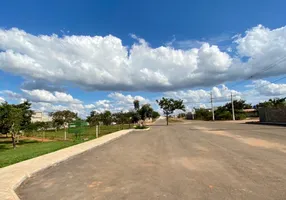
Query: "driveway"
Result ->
[[16, 120, 286, 200]]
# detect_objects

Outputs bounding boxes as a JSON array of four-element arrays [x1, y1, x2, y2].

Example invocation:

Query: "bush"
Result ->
[[216, 111, 232, 120], [235, 113, 247, 120], [195, 108, 212, 120], [134, 125, 149, 129]]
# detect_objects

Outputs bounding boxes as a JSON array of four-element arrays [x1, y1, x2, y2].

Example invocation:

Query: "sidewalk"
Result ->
[[0, 129, 134, 200]]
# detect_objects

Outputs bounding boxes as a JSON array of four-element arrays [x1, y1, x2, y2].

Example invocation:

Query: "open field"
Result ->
[[17, 119, 286, 200], [0, 125, 131, 168]]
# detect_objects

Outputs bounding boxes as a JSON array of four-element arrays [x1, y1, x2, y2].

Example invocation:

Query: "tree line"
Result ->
[[193, 97, 286, 121], [86, 100, 160, 126]]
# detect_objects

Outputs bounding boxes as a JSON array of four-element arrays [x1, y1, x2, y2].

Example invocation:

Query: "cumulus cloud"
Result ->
[[87, 92, 151, 113], [164, 85, 241, 104], [246, 80, 286, 96], [31, 102, 87, 118], [1, 89, 81, 104], [0, 97, 5, 103], [0, 90, 22, 100], [0, 25, 285, 91], [21, 80, 65, 92], [21, 89, 82, 104]]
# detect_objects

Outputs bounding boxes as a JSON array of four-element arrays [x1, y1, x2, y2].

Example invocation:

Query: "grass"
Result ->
[[0, 124, 131, 168], [0, 138, 77, 168]]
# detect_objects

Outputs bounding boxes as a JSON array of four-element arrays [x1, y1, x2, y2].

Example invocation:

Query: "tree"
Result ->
[[156, 98, 185, 125], [152, 111, 160, 119], [14, 101, 33, 131], [130, 110, 141, 123], [86, 111, 101, 126], [256, 97, 286, 108], [50, 110, 78, 130], [138, 104, 153, 121], [224, 100, 252, 112], [177, 113, 186, 118], [101, 110, 112, 125], [194, 108, 212, 120], [133, 100, 140, 111], [0, 102, 23, 148]]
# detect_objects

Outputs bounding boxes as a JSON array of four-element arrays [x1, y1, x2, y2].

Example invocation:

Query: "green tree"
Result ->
[[256, 97, 286, 108], [194, 108, 212, 120], [50, 110, 78, 130], [101, 110, 112, 125], [152, 111, 160, 119], [0, 102, 23, 148], [14, 101, 33, 130], [138, 104, 153, 121], [86, 111, 101, 126], [224, 100, 252, 112], [156, 98, 185, 125]]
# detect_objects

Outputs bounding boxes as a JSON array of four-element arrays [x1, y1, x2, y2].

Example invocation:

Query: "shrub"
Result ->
[[134, 125, 149, 129]]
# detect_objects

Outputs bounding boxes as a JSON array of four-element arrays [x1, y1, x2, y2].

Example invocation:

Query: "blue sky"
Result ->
[[0, 0, 286, 117]]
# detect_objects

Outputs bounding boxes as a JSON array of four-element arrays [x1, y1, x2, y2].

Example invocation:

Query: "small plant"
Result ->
[[134, 125, 149, 129]]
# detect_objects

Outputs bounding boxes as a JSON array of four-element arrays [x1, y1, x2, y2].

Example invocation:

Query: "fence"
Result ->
[[23, 124, 131, 141], [259, 108, 286, 123]]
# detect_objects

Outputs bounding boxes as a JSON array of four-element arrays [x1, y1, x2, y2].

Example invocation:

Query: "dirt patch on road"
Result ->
[[171, 157, 221, 171], [194, 126, 286, 153]]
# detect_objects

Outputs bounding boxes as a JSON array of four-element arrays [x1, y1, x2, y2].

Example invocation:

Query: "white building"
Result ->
[[31, 111, 52, 123]]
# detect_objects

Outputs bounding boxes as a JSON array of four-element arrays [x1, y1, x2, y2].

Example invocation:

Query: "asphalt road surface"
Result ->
[[16, 120, 286, 200]]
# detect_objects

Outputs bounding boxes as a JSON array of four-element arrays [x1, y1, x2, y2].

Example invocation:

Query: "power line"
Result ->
[[228, 55, 286, 89]]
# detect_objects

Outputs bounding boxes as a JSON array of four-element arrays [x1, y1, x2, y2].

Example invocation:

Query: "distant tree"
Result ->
[[101, 110, 112, 125], [50, 110, 78, 130], [138, 104, 153, 121], [194, 108, 212, 120], [256, 97, 286, 108], [130, 110, 141, 123], [177, 113, 186, 118], [133, 100, 140, 111], [224, 100, 252, 112], [86, 111, 101, 126], [156, 98, 185, 125], [152, 111, 160, 119]]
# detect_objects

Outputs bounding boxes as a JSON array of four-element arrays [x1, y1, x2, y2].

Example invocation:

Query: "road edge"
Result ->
[[0, 129, 137, 200]]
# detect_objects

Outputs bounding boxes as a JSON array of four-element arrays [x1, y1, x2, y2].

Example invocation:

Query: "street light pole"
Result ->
[[231, 93, 235, 121], [210, 92, 215, 121]]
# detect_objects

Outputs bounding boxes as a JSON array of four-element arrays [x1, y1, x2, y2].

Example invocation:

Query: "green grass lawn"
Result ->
[[0, 124, 131, 168]]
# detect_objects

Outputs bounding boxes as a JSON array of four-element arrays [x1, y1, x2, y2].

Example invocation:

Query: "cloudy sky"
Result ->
[[1, 0, 286, 117]]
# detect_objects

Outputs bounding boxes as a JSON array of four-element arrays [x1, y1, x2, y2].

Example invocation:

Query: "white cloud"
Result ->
[[0, 90, 21, 100], [0, 97, 5, 103], [252, 80, 286, 96], [86, 92, 152, 113], [1, 25, 285, 91], [164, 85, 241, 104], [31, 102, 87, 118], [21, 89, 82, 104]]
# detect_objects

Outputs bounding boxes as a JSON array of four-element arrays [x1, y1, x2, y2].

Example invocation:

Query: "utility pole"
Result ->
[[210, 92, 215, 121], [231, 93, 235, 121]]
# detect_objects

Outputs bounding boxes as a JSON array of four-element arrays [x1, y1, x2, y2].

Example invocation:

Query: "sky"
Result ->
[[0, 0, 286, 117]]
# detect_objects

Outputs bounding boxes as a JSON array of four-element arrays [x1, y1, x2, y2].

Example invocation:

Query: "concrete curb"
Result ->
[[0, 129, 135, 200]]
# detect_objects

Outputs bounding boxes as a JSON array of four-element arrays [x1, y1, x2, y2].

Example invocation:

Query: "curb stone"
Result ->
[[0, 129, 138, 200]]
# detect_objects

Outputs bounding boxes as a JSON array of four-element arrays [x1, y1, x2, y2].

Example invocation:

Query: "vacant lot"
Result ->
[[17, 120, 286, 200], [0, 125, 130, 168]]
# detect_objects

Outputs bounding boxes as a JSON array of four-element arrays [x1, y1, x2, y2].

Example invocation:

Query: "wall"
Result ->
[[259, 108, 286, 123]]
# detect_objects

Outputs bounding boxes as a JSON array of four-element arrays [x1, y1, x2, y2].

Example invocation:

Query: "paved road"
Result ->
[[17, 120, 286, 200]]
